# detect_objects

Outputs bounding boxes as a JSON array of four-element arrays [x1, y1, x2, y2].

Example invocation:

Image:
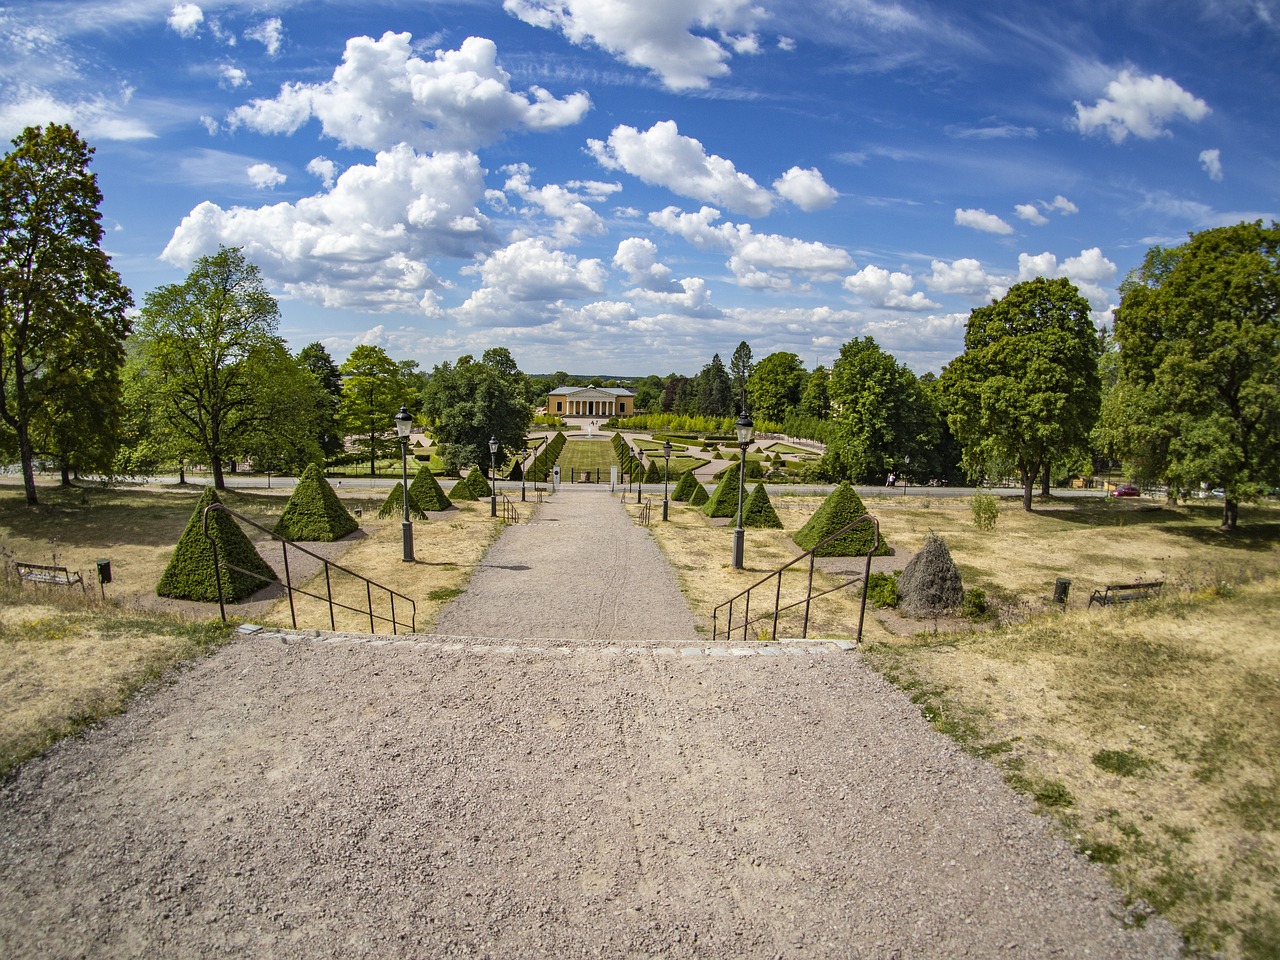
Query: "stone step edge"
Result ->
[[235, 623, 857, 657]]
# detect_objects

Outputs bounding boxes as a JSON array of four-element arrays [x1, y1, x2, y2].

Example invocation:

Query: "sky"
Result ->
[[3, 0, 1278, 378]]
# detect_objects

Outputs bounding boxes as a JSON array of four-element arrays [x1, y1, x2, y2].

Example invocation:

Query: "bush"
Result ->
[[897, 532, 964, 616], [465, 468, 492, 498], [409, 464, 452, 511], [962, 587, 990, 620], [645, 458, 663, 484], [671, 468, 699, 502], [703, 461, 745, 518], [867, 572, 899, 608], [971, 490, 999, 530], [793, 482, 888, 556], [449, 473, 479, 501], [742, 483, 783, 528], [273, 463, 359, 542], [688, 480, 709, 507], [377, 481, 427, 520], [157, 487, 278, 603]]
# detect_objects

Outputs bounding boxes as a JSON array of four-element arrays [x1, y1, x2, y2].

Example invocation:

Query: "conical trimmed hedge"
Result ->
[[671, 468, 699, 502], [465, 468, 492, 498], [703, 461, 744, 518], [409, 464, 452, 511], [688, 481, 709, 507], [645, 458, 663, 484], [793, 482, 889, 556], [274, 463, 358, 542], [158, 486, 278, 602], [743, 483, 783, 529], [897, 532, 963, 616], [378, 481, 427, 520], [449, 473, 479, 501]]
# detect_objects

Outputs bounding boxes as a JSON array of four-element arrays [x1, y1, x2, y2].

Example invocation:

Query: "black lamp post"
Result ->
[[661, 440, 672, 521], [394, 405, 414, 562], [488, 436, 498, 517], [732, 407, 754, 569]]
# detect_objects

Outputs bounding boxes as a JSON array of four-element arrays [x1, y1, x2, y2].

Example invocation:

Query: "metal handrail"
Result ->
[[201, 503, 416, 635], [712, 514, 879, 644], [638, 497, 653, 526], [498, 492, 521, 523]]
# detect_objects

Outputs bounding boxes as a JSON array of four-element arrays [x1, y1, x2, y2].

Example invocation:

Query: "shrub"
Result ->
[[507, 459, 524, 481], [157, 487, 278, 603], [897, 532, 964, 616], [645, 458, 663, 484], [793, 482, 888, 556], [449, 473, 479, 501], [409, 464, 452, 511], [688, 480, 709, 507], [377, 481, 427, 520], [971, 490, 999, 530], [742, 483, 783, 528], [273, 463, 359, 542], [962, 587, 990, 620], [703, 461, 745, 518], [465, 468, 492, 498], [671, 468, 699, 502], [867, 572, 899, 608]]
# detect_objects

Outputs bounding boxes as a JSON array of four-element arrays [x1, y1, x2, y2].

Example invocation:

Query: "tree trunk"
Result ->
[[212, 455, 226, 491], [1040, 461, 1051, 497], [178, 462, 187, 485], [370, 429, 377, 476], [18, 425, 39, 506], [60, 464, 72, 486], [1222, 498, 1238, 530], [1022, 473, 1034, 512]]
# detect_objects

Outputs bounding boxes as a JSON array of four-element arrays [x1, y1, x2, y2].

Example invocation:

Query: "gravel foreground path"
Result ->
[[0, 492, 1184, 959]]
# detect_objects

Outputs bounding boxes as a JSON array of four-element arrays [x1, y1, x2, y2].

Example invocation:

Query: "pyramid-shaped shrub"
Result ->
[[465, 468, 492, 498], [743, 483, 783, 529], [378, 481, 427, 520], [688, 480, 709, 507], [449, 473, 479, 501], [507, 458, 524, 481], [703, 461, 744, 518], [671, 468, 699, 502], [274, 463, 358, 542], [645, 457, 663, 484], [897, 532, 963, 617], [409, 464, 452, 511], [793, 482, 889, 557], [158, 486, 278, 602]]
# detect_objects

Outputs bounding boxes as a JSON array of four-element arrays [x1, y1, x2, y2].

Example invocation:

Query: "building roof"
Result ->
[[547, 385, 634, 397]]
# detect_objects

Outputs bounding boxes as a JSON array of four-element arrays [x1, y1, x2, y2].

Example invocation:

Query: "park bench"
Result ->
[[14, 561, 85, 592], [1088, 580, 1163, 608]]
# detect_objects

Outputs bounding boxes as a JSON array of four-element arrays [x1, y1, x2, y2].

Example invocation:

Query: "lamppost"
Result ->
[[902, 453, 910, 497], [732, 407, 754, 569], [394, 405, 414, 562], [662, 439, 672, 521], [488, 436, 498, 518]]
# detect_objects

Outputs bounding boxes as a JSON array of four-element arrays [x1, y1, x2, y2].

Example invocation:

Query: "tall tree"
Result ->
[[133, 245, 312, 490], [0, 124, 132, 505], [800, 364, 830, 418], [1109, 222, 1280, 528], [421, 352, 534, 476], [746, 351, 806, 424], [338, 344, 412, 475], [729, 340, 753, 398], [697, 353, 733, 417], [298, 341, 345, 458], [941, 277, 1101, 510]]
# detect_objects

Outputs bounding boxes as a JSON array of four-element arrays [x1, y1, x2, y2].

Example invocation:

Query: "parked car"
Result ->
[[1110, 484, 1140, 497]]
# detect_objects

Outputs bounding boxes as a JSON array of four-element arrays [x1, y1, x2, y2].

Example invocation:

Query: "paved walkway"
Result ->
[[432, 488, 700, 643]]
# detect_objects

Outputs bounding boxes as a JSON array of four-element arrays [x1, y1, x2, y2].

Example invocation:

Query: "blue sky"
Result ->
[[4, 0, 1277, 376]]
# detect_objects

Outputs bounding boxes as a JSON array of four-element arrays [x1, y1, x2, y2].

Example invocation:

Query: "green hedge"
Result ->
[[742, 483, 783, 529], [410, 464, 452, 511], [671, 468, 699, 502], [793, 482, 889, 556], [703, 461, 745, 518], [158, 487, 278, 603], [274, 463, 359, 542], [377, 481, 427, 520]]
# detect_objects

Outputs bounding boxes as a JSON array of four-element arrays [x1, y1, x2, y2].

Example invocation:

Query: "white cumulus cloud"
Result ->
[[502, 0, 764, 91], [454, 238, 608, 327], [306, 156, 338, 188], [1017, 247, 1118, 308], [245, 18, 284, 56], [924, 258, 993, 297], [1073, 69, 1210, 143], [219, 64, 248, 88], [1050, 195, 1078, 214], [773, 166, 838, 211], [229, 32, 590, 152], [499, 165, 610, 243], [955, 207, 1014, 234], [246, 162, 285, 189], [589, 120, 774, 217], [168, 3, 203, 38], [1015, 203, 1048, 225], [164, 145, 495, 314], [1199, 148, 1223, 181], [843, 265, 939, 311]]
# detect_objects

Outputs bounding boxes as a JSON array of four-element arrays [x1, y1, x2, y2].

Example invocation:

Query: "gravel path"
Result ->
[[0, 490, 1184, 959]]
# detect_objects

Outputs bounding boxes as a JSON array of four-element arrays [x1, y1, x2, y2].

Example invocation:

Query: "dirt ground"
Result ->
[[0, 490, 1186, 958]]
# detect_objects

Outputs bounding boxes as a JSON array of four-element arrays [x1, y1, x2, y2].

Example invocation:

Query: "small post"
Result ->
[[662, 439, 672, 521]]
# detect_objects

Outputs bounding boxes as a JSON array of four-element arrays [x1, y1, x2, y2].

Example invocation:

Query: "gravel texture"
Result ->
[[0, 490, 1184, 959]]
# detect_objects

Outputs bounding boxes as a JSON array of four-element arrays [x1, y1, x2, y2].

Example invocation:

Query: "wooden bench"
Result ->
[[1088, 581, 1163, 608], [14, 562, 85, 592]]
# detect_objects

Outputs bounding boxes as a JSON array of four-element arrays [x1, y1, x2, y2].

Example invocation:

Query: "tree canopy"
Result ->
[[0, 123, 132, 504], [942, 277, 1101, 510], [1108, 221, 1280, 528], [338, 344, 413, 475], [746, 351, 805, 425], [421, 350, 534, 477]]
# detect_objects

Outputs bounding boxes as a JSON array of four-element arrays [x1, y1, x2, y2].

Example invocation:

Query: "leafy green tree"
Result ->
[[133, 246, 317, 490], [0, 123, 132, 504], [941, 277, 1101, 510], [823, 337, 935, 484], [800, 364, 829, 418], [729, 340, 753, 398], [298, 341, 345, 457], [338, 344, 412, 475], [747, 352, 806, 424], [1109, 222, 1280, 528], [697, 353, 733, 417], [421, 352, 533, 478]]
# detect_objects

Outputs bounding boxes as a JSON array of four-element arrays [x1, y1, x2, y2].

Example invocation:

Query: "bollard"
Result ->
[[1053, 577, 1071, 604]]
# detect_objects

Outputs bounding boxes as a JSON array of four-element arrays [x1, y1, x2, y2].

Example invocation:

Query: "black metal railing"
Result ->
[[201, 504, 416, 635], [712, 514, 879, 644], [638, 497, 653, 526], [498, 492, 521, 523]]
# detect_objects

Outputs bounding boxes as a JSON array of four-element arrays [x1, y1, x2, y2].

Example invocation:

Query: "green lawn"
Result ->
[[558, 438, 620, 480]]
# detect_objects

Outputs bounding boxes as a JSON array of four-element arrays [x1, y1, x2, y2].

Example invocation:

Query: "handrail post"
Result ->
[[202, 505, 227, 623], [325, 563, 335, 631], [281, 541, 297, 629], [803, 551, 817, 638], [742, 592, 751, 643], [773, 570, 782, 642], [390, 593, 398, 634], [366, 581, 375, 633]]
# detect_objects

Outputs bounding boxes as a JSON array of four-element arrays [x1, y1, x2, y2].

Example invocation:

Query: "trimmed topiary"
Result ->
[[378, 481, 427, 520], [449, 473, 479, 501], [897, 531, 964, 617], [688, 480, 709, 507], [793, 482, 889, 556], [671, 468, 699, 502], [158, 486, 278, 602], [274, 463, 358, 542], [645, 458, 663, 484], [409, 464, 452, 511], [507, 459, 524, 481], [465, 468, 492, 498], [742, 483, 783, 529], [703, 461, 744, 518]]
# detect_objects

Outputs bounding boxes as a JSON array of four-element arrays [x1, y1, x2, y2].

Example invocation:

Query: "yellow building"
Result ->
[[547, 385, 634, 419]]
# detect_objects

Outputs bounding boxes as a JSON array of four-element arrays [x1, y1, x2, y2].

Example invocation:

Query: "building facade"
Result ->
[[547, 385, 635, 419]]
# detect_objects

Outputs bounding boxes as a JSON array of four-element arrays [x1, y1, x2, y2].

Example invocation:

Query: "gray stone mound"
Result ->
[[897, 531, 964, 616]]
